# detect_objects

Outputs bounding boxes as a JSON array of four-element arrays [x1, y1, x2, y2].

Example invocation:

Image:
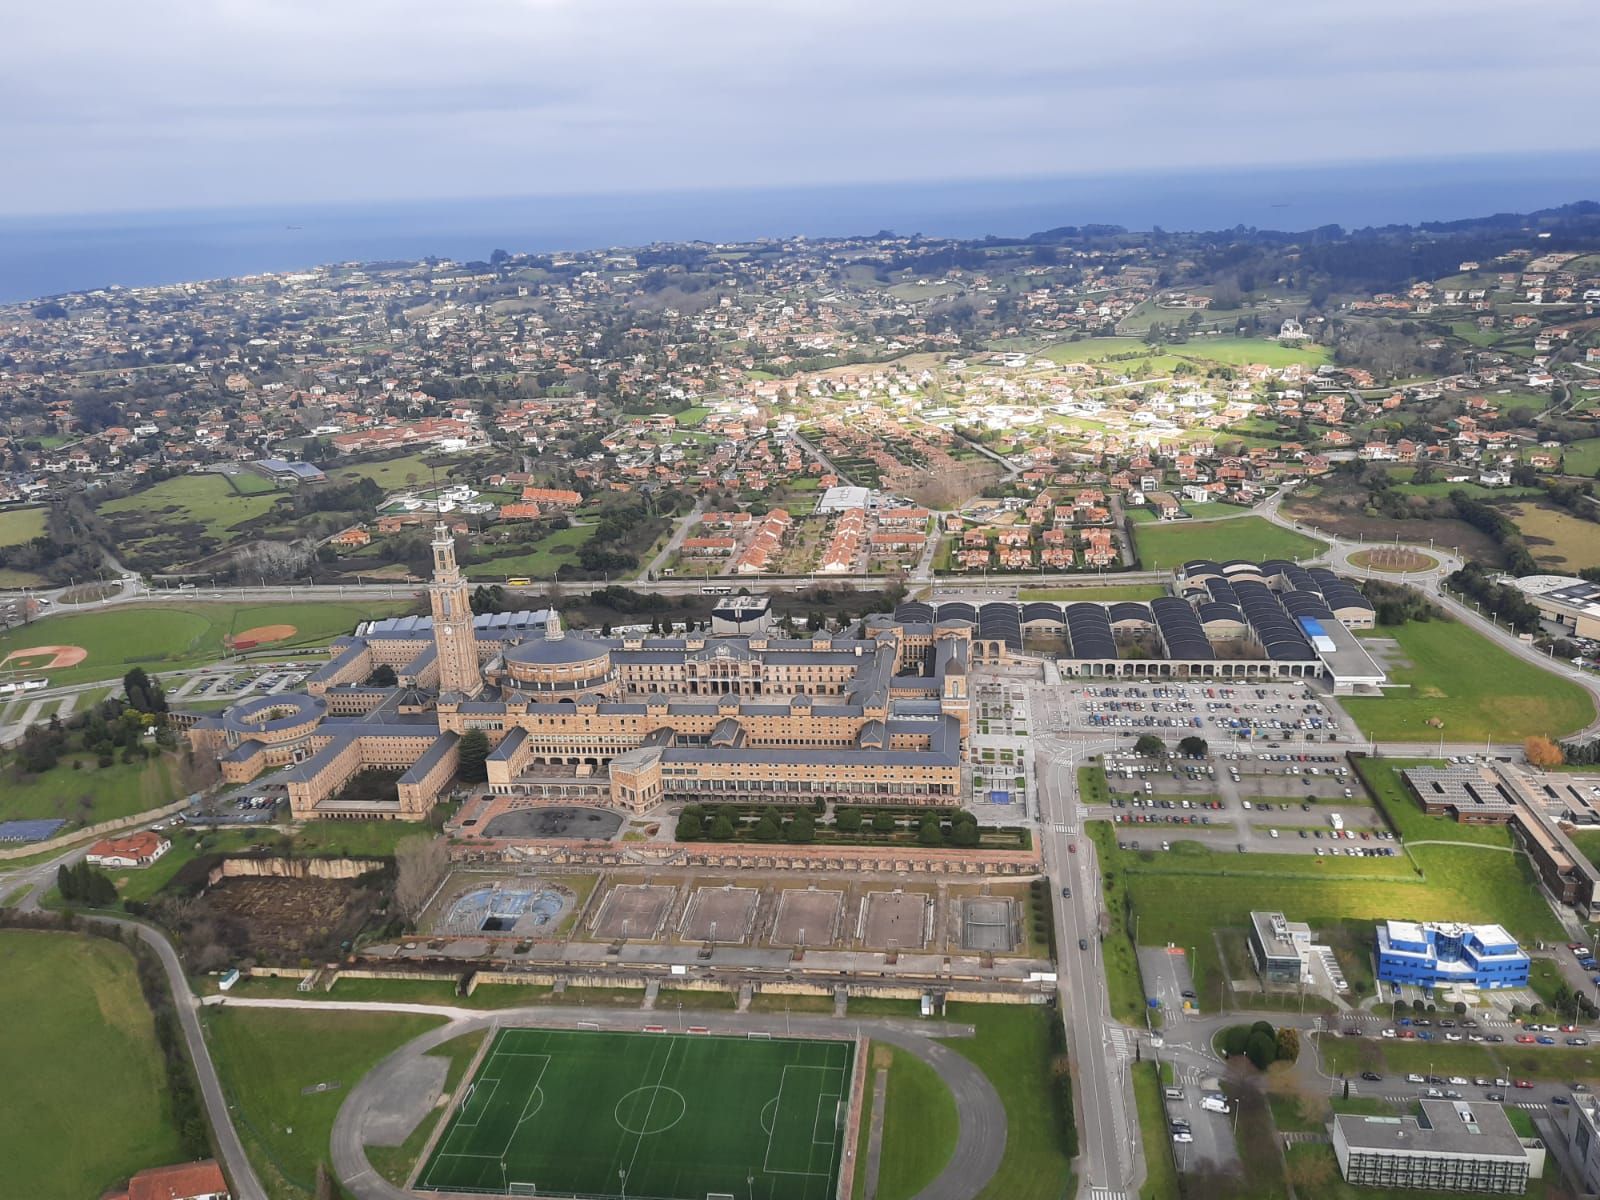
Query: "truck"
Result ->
[[1201, 1094, 1231, 1114], [1330, 812, 1345, 833]]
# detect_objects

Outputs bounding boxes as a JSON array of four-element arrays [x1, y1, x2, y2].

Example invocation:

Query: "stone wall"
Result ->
[[206, 855, 386, 885], [0, 797, 191, 862], [451, 838, 1041, 877]]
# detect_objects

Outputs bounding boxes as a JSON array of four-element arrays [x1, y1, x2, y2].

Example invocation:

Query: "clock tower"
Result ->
[[429, 523, 482, 698]]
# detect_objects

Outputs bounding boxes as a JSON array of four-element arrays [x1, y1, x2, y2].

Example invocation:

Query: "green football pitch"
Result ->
[[416, 1027, 856, 1200]]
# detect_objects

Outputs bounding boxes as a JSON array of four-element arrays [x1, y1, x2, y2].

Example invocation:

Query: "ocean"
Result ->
[[2, 153, 1597, 304]]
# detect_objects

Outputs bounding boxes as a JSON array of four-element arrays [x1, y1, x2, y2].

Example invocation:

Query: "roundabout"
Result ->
[[1347, 546, 1440, 574]]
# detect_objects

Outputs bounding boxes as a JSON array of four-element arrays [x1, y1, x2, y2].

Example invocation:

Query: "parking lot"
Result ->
[[1040, 680, 1362, 748]]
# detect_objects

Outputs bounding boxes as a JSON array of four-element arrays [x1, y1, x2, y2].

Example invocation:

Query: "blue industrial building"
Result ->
[[1375, 920, 1530, 990]]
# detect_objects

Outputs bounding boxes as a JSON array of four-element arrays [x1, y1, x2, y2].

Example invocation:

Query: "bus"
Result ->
[[505, 577, 532, 587], [700, 585, 734, 595]]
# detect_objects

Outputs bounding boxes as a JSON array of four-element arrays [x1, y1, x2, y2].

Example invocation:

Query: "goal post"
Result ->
[[508, 1184, 538, 1197], [707, 1193, 737, 1199]]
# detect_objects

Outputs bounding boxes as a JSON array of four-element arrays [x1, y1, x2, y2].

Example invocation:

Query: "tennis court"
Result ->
[[416, 1027, 855, 1200]]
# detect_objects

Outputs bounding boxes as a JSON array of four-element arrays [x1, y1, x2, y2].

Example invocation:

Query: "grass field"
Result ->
[[206, 1007, 446, 1200], [98, 473, 285, 543], [940, 1004, 1074, 1200], [0, 599, 414, 685], [472, 524, 593, 578], [1017, 585, 1167, 601], [863, 1044, 957, 1200], [328, 452, 464, 492], [1132, 516, 1327, 571], [0, 506, 47, 547], [0, 751, 181, 825], [1510, 502, 1600, 572], [419, 1028, 853, 1200], [1088, 817, 1563, 1011], [0, 931, 185, 1198], [1131, 1062, 1180, 1200], [1341, 619, 1596, 741], [1548, 438, 1600, 478]]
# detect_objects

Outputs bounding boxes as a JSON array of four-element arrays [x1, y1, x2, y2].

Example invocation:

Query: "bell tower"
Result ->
[[429, 523, 482, 697]]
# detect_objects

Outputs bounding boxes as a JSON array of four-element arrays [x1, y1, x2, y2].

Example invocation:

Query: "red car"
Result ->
[[1068, 843, 1077, 854], [1561, 1025, 1580, 1033], [1514, 1079, 1534, 1089], [1399, 1030, 1416, 1039], [1516, 1034, 1536, 1044]]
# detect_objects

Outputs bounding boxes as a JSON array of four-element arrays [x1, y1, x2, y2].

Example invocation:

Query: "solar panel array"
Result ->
[[977, 603, 1022, 650], [1151, 596, 1214, 660], [1107, 601, 1154, 626], [1065, 602, 1116, 658], [1308, 567, 1375, 617], [1233, 579, 1317, 661]]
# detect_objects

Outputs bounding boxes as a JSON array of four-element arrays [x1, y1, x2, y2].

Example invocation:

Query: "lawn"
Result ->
[[0, 751, 182, 825], [873, 1043, 958, 1200], [291, 818, 443, 858], [940, 1003, 1074, 1200], [1548, 438, 1600, 478], [0, 505, 48, 547], [419, 1028, 853, 1200], [0, 931, 186, 1198], [0, 599, 414, 686], [1088, 820, 1563, 1012], [1018, 585, 1168, 601], [1341, 619, 1595, 741], [206, 1006, 446, 1200], [1132, 516, 1327, 571]]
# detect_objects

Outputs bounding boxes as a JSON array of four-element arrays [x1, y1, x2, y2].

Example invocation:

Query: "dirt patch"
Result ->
[[1, 644, 88, 670], [771, 888, 844, 947], [232, 624, 298, 645], [175, 875, 381, 965], [860, 890, 930, 950], [590, 883, 675, 940], [679, 885, 759, 943]]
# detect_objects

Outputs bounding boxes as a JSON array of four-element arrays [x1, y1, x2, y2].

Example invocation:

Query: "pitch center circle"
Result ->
[[614, 1085, 687, 1135]]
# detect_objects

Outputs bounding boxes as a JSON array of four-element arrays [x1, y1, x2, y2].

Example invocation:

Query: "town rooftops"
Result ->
[[115, 1158, 229, 1200]]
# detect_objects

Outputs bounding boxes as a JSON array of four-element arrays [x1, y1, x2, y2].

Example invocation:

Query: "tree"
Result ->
[[752, 812, 782, 842], [871, 812, 896, 834], [1221, 1025, 1251, 1057], [1244, 1029, 1277, 1071], [456, 729, 490, 783], [370, 664, 398, 687], [835, 807, 863, 834], [1177, 736, 1208, 758], [122, 667, 167, 714], [1524, 735, 1564, 769], [1275, 1026, 1300, 1063], [1453, 1000, 1467, 1016], [675, 810, 703, 841], [709, 812, 735, 840], [393, 835, 448, 923], [1133, 734, 1165, 757], [918, 816, 944, 846]]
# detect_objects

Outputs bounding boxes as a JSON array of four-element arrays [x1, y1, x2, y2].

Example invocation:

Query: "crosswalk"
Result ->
[[1087, 1189, 1130, 1200]]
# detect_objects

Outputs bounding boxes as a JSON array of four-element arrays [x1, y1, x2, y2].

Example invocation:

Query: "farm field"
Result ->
[[1510, 502, 1600, 572], [327, 452, 466, 491], [97, 473, 287, 566], [1341, 619, 1595, 741], [1545, 438, 1600, 477], [0, 506, 47, 546], [0, 931, 185, 1199], [418, 1028, 854, 1200], [205, 1006, 446, 1200], [0, 750, 181, 825], [1172, 335, 1330, 369], [0, 599, 414, 686], [472, 524, 594, 578], [1132, 516, 1326, 571]]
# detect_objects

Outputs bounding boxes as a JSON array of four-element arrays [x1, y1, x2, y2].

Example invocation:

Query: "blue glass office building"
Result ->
[[1375, 920, 1530, 990]]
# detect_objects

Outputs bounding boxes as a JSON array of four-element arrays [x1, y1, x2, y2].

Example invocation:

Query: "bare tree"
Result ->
[[394, 835, 449, 923]]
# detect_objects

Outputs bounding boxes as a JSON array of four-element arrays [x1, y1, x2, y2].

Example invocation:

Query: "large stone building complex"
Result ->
[[191, 525, 972, 820]]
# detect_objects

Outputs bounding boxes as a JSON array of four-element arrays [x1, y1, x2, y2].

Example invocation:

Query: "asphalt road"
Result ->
[[1031, 709, 1135, 1198], [311, 1001, 1007, 1200]]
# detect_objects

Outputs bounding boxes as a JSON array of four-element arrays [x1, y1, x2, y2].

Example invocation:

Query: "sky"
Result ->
[[5, 0, 1596, 219]]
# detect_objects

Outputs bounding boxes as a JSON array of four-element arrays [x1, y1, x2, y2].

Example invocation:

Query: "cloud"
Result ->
[[2, 0, 1594, 215]]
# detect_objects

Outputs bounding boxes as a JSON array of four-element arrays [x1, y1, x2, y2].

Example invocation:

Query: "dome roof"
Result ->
[[503, 634, 610, 667]]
